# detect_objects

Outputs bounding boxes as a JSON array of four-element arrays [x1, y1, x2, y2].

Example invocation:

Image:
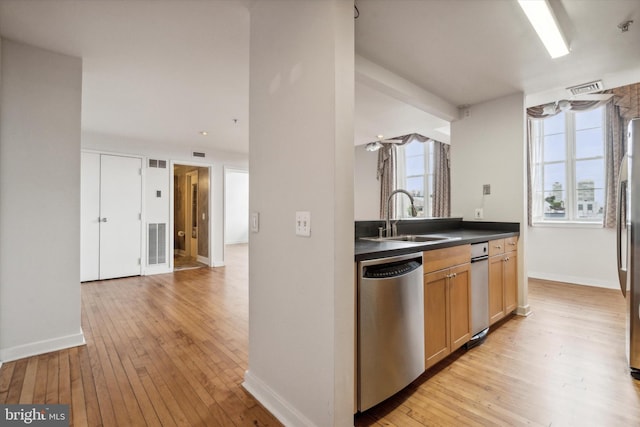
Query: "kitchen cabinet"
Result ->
[[488, 237, 518, 325], [424, 245, 471, 369]]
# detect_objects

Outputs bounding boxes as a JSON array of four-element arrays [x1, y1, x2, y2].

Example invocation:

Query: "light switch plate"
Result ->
[[295, 211, 311, 237], [474, 208, 483, 219], [250, 212, 259, 233]]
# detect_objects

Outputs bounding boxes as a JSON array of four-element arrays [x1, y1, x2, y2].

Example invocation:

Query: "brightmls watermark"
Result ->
[[0, 405, 68, 426]]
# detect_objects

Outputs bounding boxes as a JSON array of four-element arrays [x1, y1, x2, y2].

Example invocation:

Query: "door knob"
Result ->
[[100, 217, 108, 223]]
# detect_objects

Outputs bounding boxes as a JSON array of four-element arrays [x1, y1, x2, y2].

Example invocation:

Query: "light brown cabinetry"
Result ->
[[488, 237, 518, 325], [424, 245, 471, 369]]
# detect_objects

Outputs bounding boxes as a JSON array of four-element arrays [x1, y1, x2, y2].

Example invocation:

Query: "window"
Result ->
[[396, 140, 435, 218], [531, 106, 605, 223]]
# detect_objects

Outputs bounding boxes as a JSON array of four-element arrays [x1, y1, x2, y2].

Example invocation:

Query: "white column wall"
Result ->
[[224, 169, 249, 244], [244, 1, 354, 426], [0, 40, 84, 361], [450, 93, 530, 315], [354, 144, 380, 220]]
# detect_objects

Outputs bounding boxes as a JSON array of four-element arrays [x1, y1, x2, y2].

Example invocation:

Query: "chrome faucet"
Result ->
[[386, 189, 418, 237]]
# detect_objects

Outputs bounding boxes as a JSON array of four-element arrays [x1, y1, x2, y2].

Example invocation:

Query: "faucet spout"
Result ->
[[385, 189, 418, 237]]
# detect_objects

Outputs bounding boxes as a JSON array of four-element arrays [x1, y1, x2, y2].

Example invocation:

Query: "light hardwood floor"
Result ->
[[356, 279, 640, 426], [1, 246, 640, 426]]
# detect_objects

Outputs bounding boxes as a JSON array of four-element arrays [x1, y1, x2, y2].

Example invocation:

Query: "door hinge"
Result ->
[[139, 168, 143, 176], [139, 213, 142, 220], [138, 258, 141, 265]]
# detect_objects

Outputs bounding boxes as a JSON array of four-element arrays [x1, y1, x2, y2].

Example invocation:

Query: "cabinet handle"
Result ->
[[508, 242, 516, 246], [495, 245, 502, 249]]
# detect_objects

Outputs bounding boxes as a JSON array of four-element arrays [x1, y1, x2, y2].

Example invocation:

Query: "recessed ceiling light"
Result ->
[[377, 134, 384, 139], [518, 0, 569, 59], [200, 131, 208, 136]]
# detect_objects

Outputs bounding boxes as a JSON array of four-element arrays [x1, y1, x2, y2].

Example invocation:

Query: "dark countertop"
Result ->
[[354, 219, 519, 262]]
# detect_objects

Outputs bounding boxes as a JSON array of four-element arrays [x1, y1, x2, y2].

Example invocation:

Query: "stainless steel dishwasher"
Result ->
[[468, 242, 489, 348], [357, 253, 424, 412]]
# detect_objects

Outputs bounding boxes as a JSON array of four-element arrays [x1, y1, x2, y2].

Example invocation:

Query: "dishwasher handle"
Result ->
[[363, 260, 422, 279], [470, 256, 488, 263]]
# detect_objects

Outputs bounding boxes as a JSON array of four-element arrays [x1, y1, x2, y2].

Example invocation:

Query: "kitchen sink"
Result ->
[[360, 234, 459, 243]]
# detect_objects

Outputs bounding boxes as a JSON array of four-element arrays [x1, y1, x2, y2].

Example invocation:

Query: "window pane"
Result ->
[[576, 127, 603, 158], [576, 189, 604, 220], [542, 189, 566, 219], [576, 158, 605, 189], [404, 141, 423, 157], [575, 108, 602, 130], [543, 162, 566, 218], [406, 176, 424, 197], [544, 133, 566, 162], [544, 112, 565, 135], [406, 155, 424, 175]]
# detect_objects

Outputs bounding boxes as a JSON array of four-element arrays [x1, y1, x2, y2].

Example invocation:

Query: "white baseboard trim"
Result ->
[[197, 255, 210, 265], [0, 330, 86, 363], [212, 260, 225, 267], [243, 370, 316, 427], [516, 304, 532, 317], [528, 272, 619, 290], [144, 266, 173, 276]]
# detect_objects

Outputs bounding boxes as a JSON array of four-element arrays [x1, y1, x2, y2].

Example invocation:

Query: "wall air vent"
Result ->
[[567, 80, 603, 96], [192, 151, 206, 158], [148, 159, 167, 168], [148, 223, 167, 265]]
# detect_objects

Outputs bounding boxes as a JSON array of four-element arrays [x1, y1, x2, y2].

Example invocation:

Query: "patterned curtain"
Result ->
[[432, 141, 450, 217], [377, 144, 396, 219], [603, 101, 626, 228], [603, 82, 640, 227]]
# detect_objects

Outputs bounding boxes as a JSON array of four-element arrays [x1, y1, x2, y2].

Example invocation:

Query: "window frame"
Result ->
[[532, 106, 606, 225], [395, 140, 435, 219]]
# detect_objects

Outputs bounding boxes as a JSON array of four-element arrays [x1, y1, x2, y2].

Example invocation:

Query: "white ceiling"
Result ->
[[1, 0, 638, 153]]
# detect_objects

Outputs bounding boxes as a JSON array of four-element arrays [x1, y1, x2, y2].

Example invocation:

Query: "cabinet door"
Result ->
[[425, 270, 449, 369], [504, 251, 518, 314], [449, 263, 471, 351], [488, 255, 505, 325]]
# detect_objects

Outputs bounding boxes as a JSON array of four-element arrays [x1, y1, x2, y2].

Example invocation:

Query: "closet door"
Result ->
[[81, 152, 101, 281], [99, 154, 142, 279], [80, 153, 142, 281]]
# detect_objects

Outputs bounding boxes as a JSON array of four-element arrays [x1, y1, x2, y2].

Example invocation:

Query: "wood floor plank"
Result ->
[[18, 356, 38, 404]]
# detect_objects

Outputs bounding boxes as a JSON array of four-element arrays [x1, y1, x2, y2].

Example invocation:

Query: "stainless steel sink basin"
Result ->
[[361, 234, 458, 243]]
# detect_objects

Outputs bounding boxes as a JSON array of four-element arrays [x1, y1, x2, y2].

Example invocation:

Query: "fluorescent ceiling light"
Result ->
[[518, 0, 569, 58]]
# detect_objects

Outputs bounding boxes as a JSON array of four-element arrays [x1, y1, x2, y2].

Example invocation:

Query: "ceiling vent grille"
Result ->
[[192, 151, 206, 158], [567, 80, 603, 96]]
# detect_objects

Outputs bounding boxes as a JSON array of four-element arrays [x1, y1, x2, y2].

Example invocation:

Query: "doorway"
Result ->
[[173, 164, 210, 271]]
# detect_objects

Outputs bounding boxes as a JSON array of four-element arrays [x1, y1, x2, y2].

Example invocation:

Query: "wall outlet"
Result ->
[[295, 211, 311, 237], [474, 208, 483, 219], [483, 184, 491, 195]]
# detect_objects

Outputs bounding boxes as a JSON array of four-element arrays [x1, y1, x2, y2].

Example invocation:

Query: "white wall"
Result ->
[[451, 93, 530, 315], [0, 39, 84, 362], [82, 131, 248, 269], [244, 1, 354, 426], [354, 144, 380, 220], [224, 169, 249, 244], [528, 227, 618, 289]]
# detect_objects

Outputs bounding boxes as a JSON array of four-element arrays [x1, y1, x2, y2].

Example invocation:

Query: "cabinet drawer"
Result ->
[[423, 244, 470, 273], [505, 236, 518, 252], [488, 239, 505, 257]]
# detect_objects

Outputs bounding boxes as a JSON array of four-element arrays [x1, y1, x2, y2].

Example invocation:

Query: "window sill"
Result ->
[[531, 220, 603, 229]]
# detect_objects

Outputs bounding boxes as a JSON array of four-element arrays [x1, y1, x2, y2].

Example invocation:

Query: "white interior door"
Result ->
[[81, 152, 101, 281], [99, 155, 142, 279]]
